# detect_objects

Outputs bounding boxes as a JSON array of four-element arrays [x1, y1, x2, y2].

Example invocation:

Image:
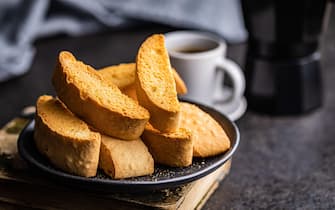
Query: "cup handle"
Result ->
[[213, 58, 245, 105]]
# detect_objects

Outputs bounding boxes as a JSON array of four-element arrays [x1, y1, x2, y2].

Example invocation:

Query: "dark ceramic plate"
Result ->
[[17, 102, 239, 193]]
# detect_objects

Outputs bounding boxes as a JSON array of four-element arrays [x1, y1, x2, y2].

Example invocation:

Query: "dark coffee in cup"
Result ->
[[174, 47, 218, 53], [175, 47, 213, 54]]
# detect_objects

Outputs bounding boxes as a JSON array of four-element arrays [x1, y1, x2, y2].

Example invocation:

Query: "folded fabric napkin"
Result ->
[[0, 0, 246, 82]]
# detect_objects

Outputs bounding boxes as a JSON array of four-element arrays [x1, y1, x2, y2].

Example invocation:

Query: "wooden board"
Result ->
[[0, 116, 231, 210]]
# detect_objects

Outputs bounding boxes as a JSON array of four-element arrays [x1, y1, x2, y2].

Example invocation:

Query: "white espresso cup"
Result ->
[[165, 31, 245, 112]]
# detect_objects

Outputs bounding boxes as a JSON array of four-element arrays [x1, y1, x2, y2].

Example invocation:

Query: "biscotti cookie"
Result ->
[[180, 102, 231, 157], [34, 95, 101, 177], [99, 135, 154, 179], [142, 123, 193, 167], [98, 63, 138, 100], [135, 34, 181, 132], [52, 51, 150, 140]]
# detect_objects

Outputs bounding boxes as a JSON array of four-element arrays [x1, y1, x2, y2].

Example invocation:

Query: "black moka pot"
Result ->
[[241, 0, 333, 115]]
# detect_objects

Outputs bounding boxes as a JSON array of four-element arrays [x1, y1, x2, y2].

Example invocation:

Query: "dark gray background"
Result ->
[[0, 9, 334, 210]]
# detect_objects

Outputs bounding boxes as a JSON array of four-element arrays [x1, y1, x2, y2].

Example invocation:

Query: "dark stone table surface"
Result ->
[[1, 12, 335, 209]]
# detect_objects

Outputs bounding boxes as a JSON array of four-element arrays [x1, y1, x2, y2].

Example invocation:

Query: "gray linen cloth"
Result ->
[[0, 0, 246, 82]]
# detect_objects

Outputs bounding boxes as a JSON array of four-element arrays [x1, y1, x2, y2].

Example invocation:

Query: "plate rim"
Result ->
[[17, 103, 240, 191]]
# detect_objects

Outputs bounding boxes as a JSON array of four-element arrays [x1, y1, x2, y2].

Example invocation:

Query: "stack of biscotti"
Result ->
[[33, 33, 231, 180], [35, 51, 154, 179], [135, 34, 230, 167]]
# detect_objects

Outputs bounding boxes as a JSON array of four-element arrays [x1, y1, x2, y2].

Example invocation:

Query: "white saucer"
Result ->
[[212, 86, 247, 121], [181, 87, 247, 121], [213, 96, 247, 121]]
